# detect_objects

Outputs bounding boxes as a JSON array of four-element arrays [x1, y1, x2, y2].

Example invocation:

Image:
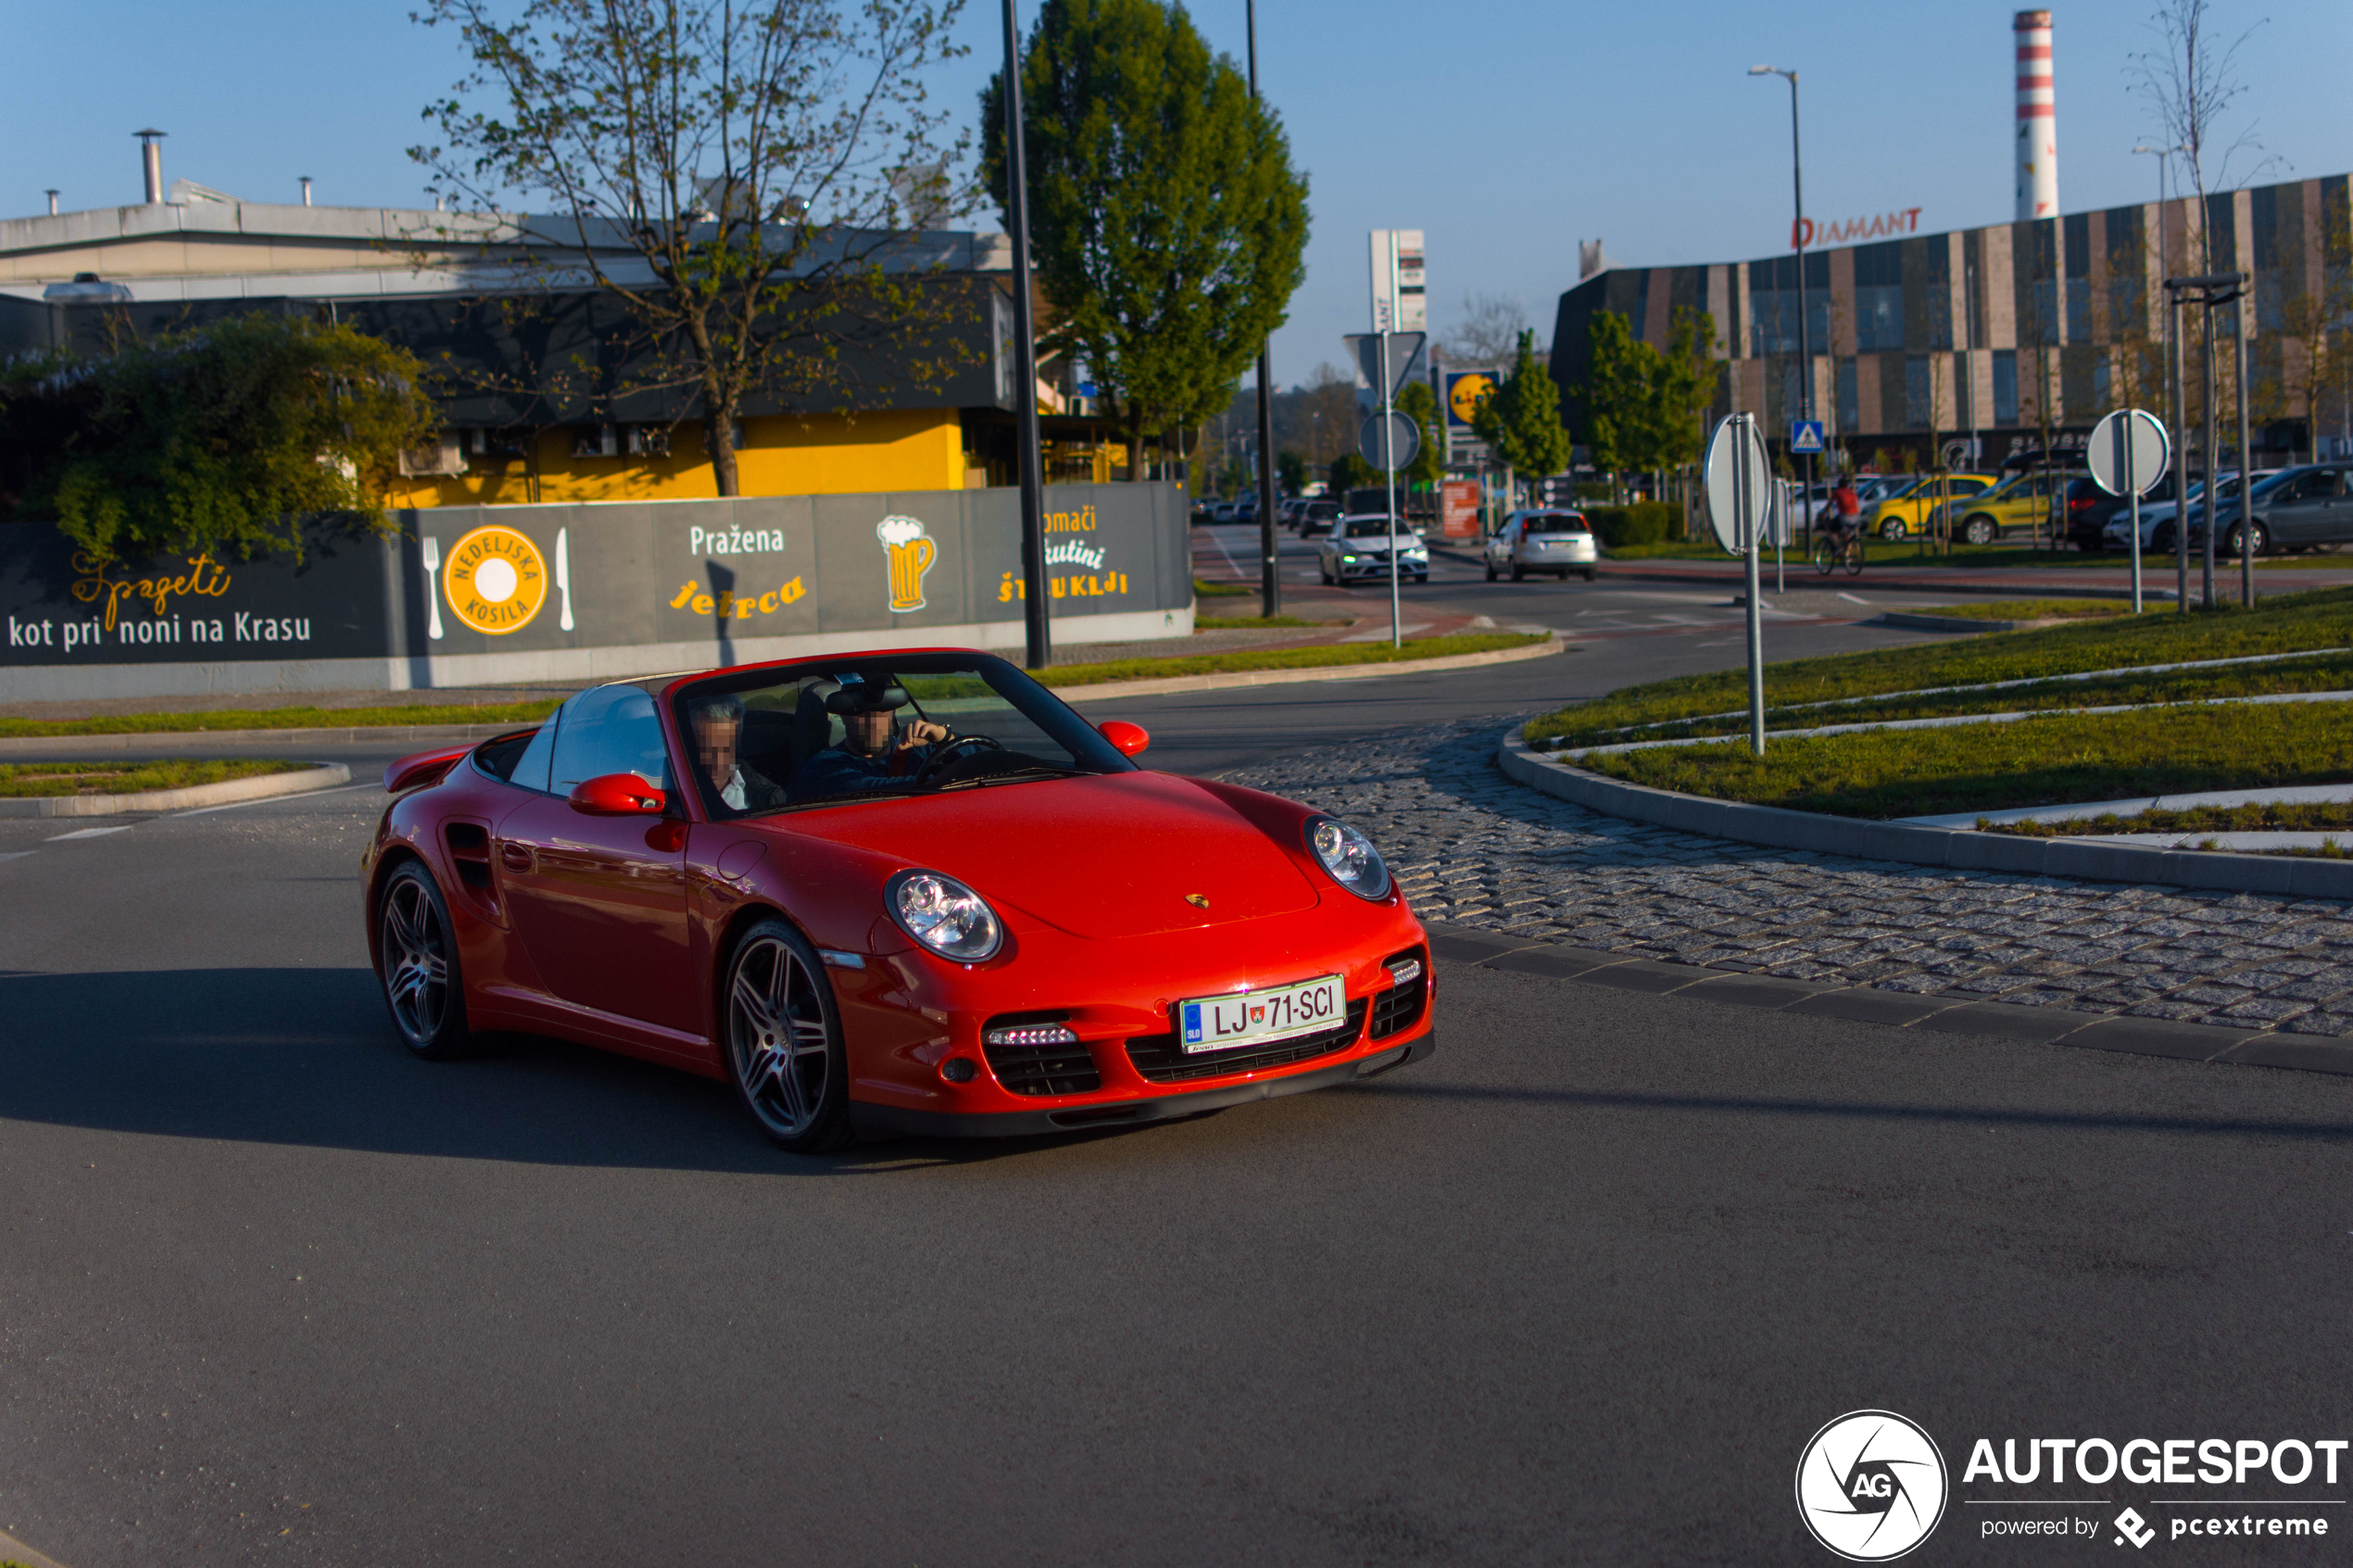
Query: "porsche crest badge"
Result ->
[[1185, 894, 1210, 908]]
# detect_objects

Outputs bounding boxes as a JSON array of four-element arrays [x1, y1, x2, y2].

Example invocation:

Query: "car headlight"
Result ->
[[1340, 553, 1359, 562], [1302, 815, 1391, 901], [887, 870, 1003, 961]]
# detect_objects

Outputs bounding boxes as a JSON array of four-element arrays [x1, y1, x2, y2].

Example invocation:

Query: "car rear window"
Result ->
[[1525, 513, 1588, 533]]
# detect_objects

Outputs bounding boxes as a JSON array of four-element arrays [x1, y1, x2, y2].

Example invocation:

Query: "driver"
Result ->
[[789, 684, 950, 799], [689, 692, 787, 814]]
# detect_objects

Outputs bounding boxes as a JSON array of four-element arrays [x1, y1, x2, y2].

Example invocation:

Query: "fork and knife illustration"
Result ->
[[419, 528, 575, 635]]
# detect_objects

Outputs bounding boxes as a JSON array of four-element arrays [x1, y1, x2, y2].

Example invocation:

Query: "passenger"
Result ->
[[688, 692, 786, 814], [789, 685, 950, 799]]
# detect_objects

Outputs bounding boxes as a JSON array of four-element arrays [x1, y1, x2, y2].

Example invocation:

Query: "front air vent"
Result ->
[[980, 1010, 1101, 1097], [1371, 946, 1428, 1039], [1126, 999, 1367, 1085]]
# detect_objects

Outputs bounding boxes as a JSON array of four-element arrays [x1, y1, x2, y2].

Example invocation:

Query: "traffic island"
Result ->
[[0, 760, 352, 817]]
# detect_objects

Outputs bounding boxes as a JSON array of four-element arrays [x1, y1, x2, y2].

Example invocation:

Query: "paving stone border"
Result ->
[[1425, 920, 2353, 1078], [1214, 717, 2353, 1058], [1498, 724, 2353, 901], [0, 762, 352, 817]]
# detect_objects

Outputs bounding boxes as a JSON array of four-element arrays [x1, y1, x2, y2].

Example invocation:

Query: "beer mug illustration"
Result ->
[[876, 515, 937, 612]]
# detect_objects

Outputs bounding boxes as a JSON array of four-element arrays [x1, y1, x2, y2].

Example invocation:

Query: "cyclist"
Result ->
[[1814, 478, 1865, 574]]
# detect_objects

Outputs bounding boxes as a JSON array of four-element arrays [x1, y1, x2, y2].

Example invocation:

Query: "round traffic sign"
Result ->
[[1704, 415, 1772, 554], [1358, 411, 1421, 472], [2088, 408, 2170, 497]]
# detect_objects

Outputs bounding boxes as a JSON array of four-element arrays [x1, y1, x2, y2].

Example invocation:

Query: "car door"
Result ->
[[2270, 469, 2340, 546], [495, 683, 696, 1033]]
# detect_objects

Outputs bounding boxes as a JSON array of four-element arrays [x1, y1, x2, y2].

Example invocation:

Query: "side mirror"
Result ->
[[569, 773, 666, 815], [1098, 720, 1151, 758]]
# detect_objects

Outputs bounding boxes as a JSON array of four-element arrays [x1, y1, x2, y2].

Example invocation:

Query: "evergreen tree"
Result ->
[[983, 0, 1310, 478], [1394, 380, 1445, 489], [1471, 330, 1573, 482]]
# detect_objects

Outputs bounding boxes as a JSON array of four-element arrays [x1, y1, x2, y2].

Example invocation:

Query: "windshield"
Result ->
[[670, 652, 1137, 819], [1343, 517, 1398, 538]]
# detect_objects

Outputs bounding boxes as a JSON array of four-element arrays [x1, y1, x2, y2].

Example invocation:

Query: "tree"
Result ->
[[1575, 311, 1645, 486], [1440, 292, 1533, 366], [1327, 451, 1374, 496], [1393, 380, 1444, 489], [1, 313, 439, 565], [1633, 307, 1718, 475], [2130, 0, 2275, 275], [1276, 448, 1308, 495], [1471, 330, 1572, 497], [410, 0, 969, 496], [982, 0, 1308, 480]]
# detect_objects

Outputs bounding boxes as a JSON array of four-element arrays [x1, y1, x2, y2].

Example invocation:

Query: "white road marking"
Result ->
[[1837, 592, 1871, 605], [0, 851, 35, 863], [45, 826, 133, 842], [173, 781, 384, 818]]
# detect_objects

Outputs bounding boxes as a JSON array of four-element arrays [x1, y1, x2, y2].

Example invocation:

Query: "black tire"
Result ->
[[1415, 572, 1429, 583], [377, 860, 473, 1060], [2226, 521, 2269, 558], [1582, 568, 1598, 582], [1843, 539, 1866, 577], [1509, 563, 1525, 582], [722, 918, 853, 1153], [1812, 539, 1835, 575], [1962, 514, 1997, 546], [1485, 562, 1497, 582]]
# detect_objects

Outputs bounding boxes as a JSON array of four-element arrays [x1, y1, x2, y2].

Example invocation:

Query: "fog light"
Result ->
[[1385, 958, 1424, 985], [983, 1022, 1079, 1047], [941, 1057, 978, 1083]]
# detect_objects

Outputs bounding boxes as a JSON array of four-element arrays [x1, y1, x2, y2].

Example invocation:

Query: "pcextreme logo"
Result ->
[[1796, 1411, 1949, 1562]]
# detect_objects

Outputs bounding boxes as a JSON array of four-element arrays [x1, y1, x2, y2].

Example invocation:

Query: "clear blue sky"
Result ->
[[9, 0, 2348, 389]]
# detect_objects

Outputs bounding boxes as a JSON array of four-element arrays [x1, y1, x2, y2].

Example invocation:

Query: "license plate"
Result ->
[[1180, 975, 1345, 1054]]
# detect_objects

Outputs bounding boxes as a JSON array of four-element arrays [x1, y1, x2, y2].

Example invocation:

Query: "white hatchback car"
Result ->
[[1485, 509, 1599, 582], [1317, 514, 1429, 583]]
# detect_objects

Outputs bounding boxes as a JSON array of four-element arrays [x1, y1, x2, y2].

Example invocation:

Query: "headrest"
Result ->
[[824, 683, 908, 715]]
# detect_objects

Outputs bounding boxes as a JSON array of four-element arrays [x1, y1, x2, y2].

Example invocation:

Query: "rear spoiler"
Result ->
[[384, 743, 482, 796]]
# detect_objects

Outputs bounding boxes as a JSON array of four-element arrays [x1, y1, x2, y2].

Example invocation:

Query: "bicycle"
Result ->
[[1811, 530, 1865, 576]]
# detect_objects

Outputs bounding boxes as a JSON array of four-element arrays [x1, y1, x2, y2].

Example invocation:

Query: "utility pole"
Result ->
[[1248, 0, 1280, 617], [1000, 0, 1051, 668], [1751, 67, 1812, 519]]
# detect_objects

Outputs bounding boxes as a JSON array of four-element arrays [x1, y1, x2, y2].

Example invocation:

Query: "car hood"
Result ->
[[778, 771, 1322, 939]]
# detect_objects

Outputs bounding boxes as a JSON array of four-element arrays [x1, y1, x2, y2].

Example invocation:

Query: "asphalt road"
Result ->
[[6, 568, 2346, 1565]]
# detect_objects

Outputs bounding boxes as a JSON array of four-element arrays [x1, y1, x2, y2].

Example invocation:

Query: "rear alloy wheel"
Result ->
[[378, 861, 473, 1060], [724, 919, 851, 1153], [1880, 518, 1907, 542], [1962, 515, 1997, 546], [2226, 520, 2270, 558]]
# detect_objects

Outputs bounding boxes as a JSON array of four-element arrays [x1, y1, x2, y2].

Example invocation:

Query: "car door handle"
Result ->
[[499, 843, 533, 872]]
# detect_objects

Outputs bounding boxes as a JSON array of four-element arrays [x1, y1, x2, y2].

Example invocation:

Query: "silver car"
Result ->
[[1317, 514, 1429, 583], [1484, 509, 1598, 582]]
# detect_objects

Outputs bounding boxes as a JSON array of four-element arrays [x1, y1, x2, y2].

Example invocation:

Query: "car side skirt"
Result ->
[[849, 1032, 1436, 1138]]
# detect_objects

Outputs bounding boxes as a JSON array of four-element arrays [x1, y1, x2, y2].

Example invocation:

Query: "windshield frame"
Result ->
[[663, 650, 1140, 822]]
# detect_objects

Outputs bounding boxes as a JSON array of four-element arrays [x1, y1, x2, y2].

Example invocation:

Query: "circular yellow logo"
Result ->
[[1449, 373, 1495, 425], [443, 525, 548, 635]]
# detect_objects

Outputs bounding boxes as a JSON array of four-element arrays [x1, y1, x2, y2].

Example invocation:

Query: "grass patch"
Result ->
[[1529, 584, 2353, 750], [0, 759, 312, 798], [1898, 598, 2131, 621], [1986, 800, 2353, 837], [0, 699, 566, 741], [1194, 614, 1352, 629], [1192, 577, 1253, 597], [1035, 633, 1545, 688], [1581, 701, 2353, 820]]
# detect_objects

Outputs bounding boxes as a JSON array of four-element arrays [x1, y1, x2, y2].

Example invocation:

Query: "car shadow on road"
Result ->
[[0, 968, 1178, 1174]]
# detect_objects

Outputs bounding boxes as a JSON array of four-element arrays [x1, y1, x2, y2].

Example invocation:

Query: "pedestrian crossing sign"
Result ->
[[1790, 420, 1825, 454]]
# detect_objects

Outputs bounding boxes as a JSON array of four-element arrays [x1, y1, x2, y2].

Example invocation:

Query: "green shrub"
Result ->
[[1583, 501, 1680, 548]]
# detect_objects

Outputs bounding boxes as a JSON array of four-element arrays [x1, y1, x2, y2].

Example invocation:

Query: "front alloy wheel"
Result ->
[[378, 861, 472, 1059], [724, 920, 851, 1152], [1880, 518, 1907, 542], [1962, 515, 1997, 546], [2226, 521, 2269, 558]]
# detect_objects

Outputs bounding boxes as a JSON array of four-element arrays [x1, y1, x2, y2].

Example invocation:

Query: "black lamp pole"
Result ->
[[1001, 0, 1051, 668], [1249, 0, 1279, 616]]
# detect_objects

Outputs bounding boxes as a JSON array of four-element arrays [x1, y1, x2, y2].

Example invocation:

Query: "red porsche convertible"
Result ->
[[361, 650, 1434, 1149]]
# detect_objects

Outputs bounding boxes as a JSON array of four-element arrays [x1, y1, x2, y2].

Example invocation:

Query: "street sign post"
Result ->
[[1789, 420, 1824, 455], [1705, 413, 1774, 754], [2088, 408, 2169, 615], [1342, 332, 1428, 400], [1357, 411, 1421, 471]]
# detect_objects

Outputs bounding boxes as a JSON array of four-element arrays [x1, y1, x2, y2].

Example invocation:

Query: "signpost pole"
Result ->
[[1774, 478, 1785, 594], [2126, 418, 2143, 615], [1743, 417, 1766, 756], [2170, 289, 2188, 615], [1378, 240, 1403, 650], [2236, 307, 2254, 608]]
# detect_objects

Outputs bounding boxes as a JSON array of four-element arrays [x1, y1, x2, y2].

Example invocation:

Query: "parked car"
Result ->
[[1317, 515, 1429, 584], [2175, 465, 2350, 556], [1484, 509, 1599, 582], [1945, 469, 2086, 546], [2125, 471, 2281, 553], [1295, 499, 1341, 536], [1862, 473, 2001, 540], [2074, 471, 2192, 551]]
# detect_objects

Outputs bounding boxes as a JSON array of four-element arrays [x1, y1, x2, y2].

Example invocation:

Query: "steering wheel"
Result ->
[[913, 733, 1004, 787]]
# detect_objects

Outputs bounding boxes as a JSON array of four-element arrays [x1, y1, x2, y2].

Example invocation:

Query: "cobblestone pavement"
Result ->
[[1218, 718, 2353, 1039]]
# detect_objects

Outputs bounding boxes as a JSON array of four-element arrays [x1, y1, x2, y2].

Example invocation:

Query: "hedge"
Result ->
[[1582, 501, 1680, 548]]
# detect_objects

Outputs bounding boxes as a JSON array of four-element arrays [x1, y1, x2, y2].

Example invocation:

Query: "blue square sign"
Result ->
[[1790, 420, 1825, 454]]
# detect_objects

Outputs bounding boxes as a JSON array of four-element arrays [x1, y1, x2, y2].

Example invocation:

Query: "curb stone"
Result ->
[[0, 762, 352, 817], [1496, 723, 2353, 902], [0, 639, 1565, 756], [0, 1526, 71, 1568], [1419, 921, 2348, 1077]]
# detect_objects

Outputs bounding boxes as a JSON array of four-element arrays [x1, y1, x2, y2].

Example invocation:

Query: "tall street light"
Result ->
[[1750, 65, 1810, 521], [1248, 0, 1279, 616], [1000, 0, 1051, 668]]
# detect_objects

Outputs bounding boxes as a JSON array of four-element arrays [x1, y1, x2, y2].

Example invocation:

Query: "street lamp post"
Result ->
[[1000, 0, 1051, 669], [1247, 0, 1279, 617], [1751, 66, 1810, 538]]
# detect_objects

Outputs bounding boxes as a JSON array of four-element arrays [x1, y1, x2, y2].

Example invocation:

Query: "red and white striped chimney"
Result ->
[[2014, 10, 2057, 220]]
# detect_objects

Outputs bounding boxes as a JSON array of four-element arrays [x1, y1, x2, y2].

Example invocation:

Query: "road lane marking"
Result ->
[[0, 851, 34, 863], [1838, 592, 1871, 605], [45, 826, 133, 841]]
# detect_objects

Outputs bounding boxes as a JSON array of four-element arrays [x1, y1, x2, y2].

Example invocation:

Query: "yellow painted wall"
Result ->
[[388, 408, 968, 509]]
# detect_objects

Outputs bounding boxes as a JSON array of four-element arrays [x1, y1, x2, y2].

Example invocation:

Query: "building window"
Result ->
[[1905, 355, 1930, 429], [2066, 278, 2091, 343], [1993, 350, 2020, 426], [2093, 355, 2113, 411], [1837, 358, 1859, 433], [1856, 285, 1903, 350]]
